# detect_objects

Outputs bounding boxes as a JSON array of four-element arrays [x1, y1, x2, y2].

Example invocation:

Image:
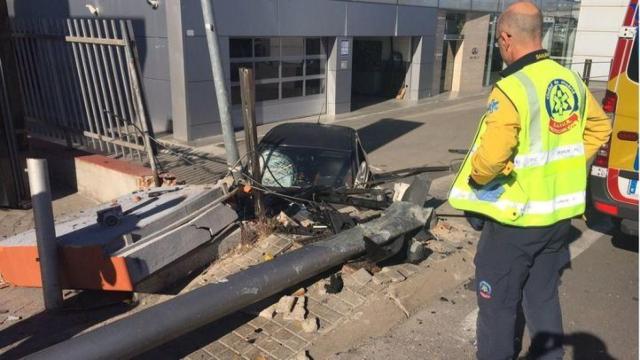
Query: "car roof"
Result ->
[[259, 123, 356, 152]]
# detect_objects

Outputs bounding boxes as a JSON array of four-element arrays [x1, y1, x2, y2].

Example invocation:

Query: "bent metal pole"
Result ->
[[26, 158, 63, 310], [200, 0, 240, 167], [27, 202, 432, 360]]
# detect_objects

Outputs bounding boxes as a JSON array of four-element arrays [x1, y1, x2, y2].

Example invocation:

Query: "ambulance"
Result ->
[[589, 0, 639, 229]]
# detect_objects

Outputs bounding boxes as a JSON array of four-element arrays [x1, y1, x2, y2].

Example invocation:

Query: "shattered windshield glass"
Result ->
[[259, 146, 353, 189]]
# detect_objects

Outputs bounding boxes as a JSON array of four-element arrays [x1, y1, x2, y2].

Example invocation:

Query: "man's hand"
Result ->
[[469, 178, 505, 202]]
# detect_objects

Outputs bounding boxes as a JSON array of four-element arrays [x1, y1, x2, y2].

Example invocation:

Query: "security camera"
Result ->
[[147, 0, 160, 9]]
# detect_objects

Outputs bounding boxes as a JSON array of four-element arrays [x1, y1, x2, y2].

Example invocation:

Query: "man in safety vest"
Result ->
[[448, 2, 612, 359]]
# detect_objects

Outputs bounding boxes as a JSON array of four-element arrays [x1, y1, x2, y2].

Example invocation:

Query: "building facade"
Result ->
[[8, 0, 612, 145]]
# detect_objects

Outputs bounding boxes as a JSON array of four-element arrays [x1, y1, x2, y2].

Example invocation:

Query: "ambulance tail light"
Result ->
[[602, 90, 618, 114], [594, 201, 619, 217], [594, 142, 611, 167]]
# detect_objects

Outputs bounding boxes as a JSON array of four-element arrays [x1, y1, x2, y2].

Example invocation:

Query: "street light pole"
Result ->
[[200, 0, 240, 167]]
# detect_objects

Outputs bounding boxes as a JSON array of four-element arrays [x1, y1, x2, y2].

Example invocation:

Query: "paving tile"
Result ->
[[354, 284, 376, 298], [233, 324, 257, 338], [335, 289, 365, 308], [204, 341, 231, 357], [254, 337, 283, 357], [270, 344, 294, 360], [188, 349, 214, 360], [397, 263, 422, 277], [214, 348, 243, 360], [307, 299, 343, 324], [248, 316, 269, 329], [241, 345, 268, 360], [219, 332, 246, 348], [278, 329, 308, 353], [320, 296, 352, 316], [259, 320, 282, 336]]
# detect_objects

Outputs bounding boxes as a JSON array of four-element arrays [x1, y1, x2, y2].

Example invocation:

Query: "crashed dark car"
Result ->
[[257, 123, 371, 194]]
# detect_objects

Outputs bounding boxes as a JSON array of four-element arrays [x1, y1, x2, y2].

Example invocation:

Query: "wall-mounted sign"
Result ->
[[340, 60, 349, 70], [469, 47, 480, 60], [340, 40, 350, 56]]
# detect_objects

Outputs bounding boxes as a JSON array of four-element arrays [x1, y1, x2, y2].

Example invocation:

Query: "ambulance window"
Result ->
[[629, 33, 638, 82]]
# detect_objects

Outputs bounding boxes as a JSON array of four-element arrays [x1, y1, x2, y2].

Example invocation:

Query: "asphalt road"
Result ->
[[334, 219, 638, 360]]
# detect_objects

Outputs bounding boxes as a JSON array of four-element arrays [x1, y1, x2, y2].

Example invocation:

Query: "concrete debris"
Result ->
[[258, 305, 276, 319], [277, 211, 298, 227], [350, 268, 373, 286], [341, 263, 357, 276], [301, 316, 319, 333], [375, 268, 406, 284], [387, 286, 410, 318], [284, 296, 307, 321], [392, 182, 411, 202], [6, 315, 21, 321], [295, 351, 312, 360], [276, 295, 296, 314], [292, 287, 306, 297], [406, 238, 431, 264], [317, 279, 329, 296], [299, 219, 314, 228]]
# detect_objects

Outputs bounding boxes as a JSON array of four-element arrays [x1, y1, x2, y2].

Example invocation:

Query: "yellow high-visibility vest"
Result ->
[[448, 59, 588, 227]]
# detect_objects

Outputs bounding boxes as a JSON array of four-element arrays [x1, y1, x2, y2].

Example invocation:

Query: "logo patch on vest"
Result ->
[[545, 79, 580, 134], [487, 99, 499, 114], [478, 280, 492, 299]]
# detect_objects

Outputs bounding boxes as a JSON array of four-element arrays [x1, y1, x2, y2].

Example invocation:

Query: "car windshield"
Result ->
[[259, 145, 353, 190]]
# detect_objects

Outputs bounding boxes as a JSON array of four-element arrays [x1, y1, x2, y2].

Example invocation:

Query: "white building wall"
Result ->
[[571, 1, 628, 81]]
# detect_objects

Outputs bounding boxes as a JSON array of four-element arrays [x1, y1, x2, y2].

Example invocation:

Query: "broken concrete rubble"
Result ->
[[284, 296, 307, 321], [302, 316, 319, 333], [276, 295, 296, 314], [258, 305, 276, 320]]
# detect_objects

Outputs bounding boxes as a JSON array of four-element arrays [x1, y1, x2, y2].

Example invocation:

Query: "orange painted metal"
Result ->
[[0, 245, 134, 291]]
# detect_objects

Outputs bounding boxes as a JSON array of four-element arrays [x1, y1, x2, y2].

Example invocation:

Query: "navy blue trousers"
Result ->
[[474, 219, 571, 360]]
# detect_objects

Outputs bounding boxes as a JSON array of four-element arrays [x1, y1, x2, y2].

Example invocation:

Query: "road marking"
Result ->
[[461, 226, 607, 337], [568, 227, 608, 260]]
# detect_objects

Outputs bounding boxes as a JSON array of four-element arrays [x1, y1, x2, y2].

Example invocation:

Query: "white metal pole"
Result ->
[[27, 158, 63, 310]]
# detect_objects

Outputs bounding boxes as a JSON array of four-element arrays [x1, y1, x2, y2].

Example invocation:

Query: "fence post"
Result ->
[[239, 68, 264, 219], [582, 58, 592, 86], [121, 21, 161, 187], [27, 158, 63, 311]]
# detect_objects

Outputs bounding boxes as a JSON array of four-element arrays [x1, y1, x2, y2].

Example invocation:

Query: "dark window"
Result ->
[[254, 38, 277, 58], [305, 79, 324, 95], [282, 81, 303, 98], [305, 59, 324, 76], [230, 62, 252, 82], [282, 60, 303, 77], [628, 33, 638, 82], [230, 38, 252, 58], [256, 83, 279, 101], [281, 37, 304, 57], [306, 38, 322, 56], [255, 61, 279, 80], [230, 85, 241, 105]]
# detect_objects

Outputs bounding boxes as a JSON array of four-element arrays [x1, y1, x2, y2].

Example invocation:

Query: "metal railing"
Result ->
[[10, 18, 158, 171]]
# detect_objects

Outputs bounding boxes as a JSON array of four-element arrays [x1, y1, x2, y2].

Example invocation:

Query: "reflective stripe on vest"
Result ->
[[514, 143, 584, 169], [449, 188, 585, 215]]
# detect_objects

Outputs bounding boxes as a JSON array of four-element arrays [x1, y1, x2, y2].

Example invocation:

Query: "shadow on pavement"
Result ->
[[525, 331, 616, 360], [357, 118, 422, 154], [0, 291, 135, 359]]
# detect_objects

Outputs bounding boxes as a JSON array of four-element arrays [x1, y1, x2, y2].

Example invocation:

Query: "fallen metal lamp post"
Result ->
[[27, 201, 432, 360]]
